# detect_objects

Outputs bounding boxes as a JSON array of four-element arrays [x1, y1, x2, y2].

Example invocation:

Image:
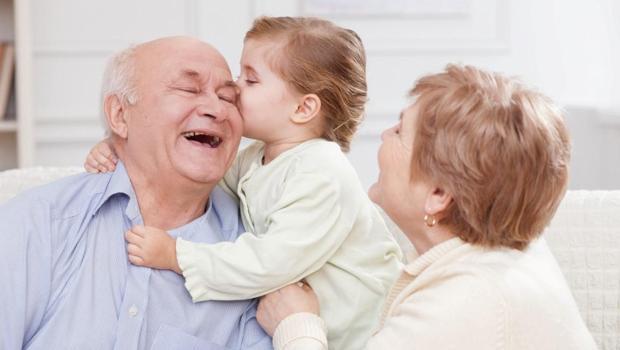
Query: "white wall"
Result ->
[[23, 0, 620, 189]]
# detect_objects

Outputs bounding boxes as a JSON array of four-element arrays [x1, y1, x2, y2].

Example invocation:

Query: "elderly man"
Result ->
[[0, 37, 271, 349]]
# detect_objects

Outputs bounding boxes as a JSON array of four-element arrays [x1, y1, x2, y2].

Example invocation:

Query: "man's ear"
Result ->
[[424, 185, 453, 217], [104, 94, 129, 139], [290, 94, 321, 125]]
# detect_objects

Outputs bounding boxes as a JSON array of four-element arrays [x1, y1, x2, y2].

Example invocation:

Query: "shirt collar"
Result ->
[[92, 161, 215, 234], [92, 161, 142, 223], [404, 237, 465, 276]]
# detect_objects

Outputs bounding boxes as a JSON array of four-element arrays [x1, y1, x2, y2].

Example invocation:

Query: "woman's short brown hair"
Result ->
[[245, 16, 367, 152], [411, 65, 570, 250]]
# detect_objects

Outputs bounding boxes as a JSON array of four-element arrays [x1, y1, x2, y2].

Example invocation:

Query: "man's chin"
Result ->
[[172, 162, 220, 185]]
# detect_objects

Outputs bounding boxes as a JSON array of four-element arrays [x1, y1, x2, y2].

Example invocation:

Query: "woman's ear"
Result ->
[[104, 94, 129, 139], [424, 185, 453, 217], [290, 94, 321, 125]]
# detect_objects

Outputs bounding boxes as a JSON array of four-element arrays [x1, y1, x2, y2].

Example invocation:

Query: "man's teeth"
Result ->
[[183, 131, 208, 137], [182, 131, 221, 146]]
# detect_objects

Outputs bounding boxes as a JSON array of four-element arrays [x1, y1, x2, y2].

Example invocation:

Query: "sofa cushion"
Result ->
[[0, 167, 83, 204], [544, 190, 620, 350]]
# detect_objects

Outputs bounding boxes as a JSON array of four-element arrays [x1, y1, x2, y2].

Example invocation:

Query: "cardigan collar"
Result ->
[[404, 237, 465, 276]]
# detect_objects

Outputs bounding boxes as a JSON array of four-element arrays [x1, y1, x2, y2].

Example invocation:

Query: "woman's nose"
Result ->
[[381, 127, 392, 141]]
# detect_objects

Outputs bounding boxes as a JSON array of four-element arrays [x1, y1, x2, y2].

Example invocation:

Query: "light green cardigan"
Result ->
[[177, 139, 403, 350]]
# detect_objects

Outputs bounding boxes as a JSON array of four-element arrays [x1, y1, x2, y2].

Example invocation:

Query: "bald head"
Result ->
[[100, 36, 231, 132], [133, 36, 230, 77]]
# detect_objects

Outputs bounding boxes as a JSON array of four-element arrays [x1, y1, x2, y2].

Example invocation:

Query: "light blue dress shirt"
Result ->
[[0, 162, 272, 350]]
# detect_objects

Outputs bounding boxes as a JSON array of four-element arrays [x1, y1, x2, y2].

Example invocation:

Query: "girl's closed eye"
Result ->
[[243, 71, 259, 85]]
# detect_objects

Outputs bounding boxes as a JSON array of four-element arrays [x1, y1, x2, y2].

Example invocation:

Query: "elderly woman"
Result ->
[[257, 65, 597, 349]]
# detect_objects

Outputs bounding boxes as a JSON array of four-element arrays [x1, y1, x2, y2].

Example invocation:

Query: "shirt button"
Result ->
[[128, 305, 139, 317]]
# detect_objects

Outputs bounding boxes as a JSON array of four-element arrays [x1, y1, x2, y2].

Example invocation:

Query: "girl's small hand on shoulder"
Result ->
[[84, 138, 118, 173]]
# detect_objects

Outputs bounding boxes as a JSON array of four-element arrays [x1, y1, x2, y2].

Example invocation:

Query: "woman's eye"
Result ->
[[395, 121, 403, 135], [245, 79, 258, 85]]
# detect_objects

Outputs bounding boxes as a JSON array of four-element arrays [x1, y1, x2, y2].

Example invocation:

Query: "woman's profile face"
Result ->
[[369, 103, 421, 220]]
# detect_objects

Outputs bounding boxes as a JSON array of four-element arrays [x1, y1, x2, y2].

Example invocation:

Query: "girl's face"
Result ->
[[236, 39, 301, 142]]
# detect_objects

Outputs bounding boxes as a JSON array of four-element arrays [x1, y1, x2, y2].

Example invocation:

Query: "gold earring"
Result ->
[[424, 214, 437, 227]]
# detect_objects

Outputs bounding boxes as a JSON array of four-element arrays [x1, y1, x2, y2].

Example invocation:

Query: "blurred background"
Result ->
[[0, 0, 618, 190]]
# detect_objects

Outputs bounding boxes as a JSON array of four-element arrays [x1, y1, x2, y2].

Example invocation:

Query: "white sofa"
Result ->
[[1, 167, 618, 349]]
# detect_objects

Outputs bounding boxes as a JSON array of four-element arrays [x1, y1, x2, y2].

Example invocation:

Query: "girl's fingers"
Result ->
[[125, 230, 143, 244], [128, 254, 145, 266], [127, 243, 141, 256], [131, 225, 148, 236], [93, 151, 115, 172], [84, 161, 100, 173]]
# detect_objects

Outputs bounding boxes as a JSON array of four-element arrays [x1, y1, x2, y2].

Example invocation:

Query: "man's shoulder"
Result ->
[[1, 171, 112, 220]]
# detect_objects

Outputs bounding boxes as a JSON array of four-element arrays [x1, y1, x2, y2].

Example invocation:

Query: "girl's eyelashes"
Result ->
[[237, 70, 259, 85]]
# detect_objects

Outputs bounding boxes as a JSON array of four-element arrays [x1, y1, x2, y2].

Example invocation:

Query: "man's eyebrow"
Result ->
[[223, 80, 238, 89], [219, 80, 240, 95], [180, 69, 201, 79]]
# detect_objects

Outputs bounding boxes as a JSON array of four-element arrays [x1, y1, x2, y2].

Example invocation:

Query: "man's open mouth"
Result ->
[[181, 131, 222, 148]]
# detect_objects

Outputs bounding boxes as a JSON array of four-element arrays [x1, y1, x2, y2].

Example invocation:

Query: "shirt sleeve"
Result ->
[[177, 171, 355, 301], [0, 196, 53, 349]]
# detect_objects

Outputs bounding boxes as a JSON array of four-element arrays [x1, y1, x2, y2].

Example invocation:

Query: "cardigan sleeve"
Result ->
[[366, 271, 508, 349], [273, 313, 327, 350], [218, 150, 243, 200], [177, 171, 357, 301], [218, 141, 263, 200], [272, 271, 509, 349]]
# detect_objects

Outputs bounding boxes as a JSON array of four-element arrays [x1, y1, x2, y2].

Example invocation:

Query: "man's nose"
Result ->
[[196, 95, 227, 121]]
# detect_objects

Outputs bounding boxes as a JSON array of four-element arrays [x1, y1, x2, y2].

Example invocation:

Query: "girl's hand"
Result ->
[[125, 225, 181, 274], [84, 139, 118, 173], [257, 281, 320, 336]]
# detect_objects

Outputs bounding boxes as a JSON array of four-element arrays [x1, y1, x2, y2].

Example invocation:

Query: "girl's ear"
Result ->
[[104, 94, 129, 139], [290, 94, 321, 124]]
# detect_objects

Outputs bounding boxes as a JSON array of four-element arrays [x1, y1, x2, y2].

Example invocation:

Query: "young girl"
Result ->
[[86, 16, 402, 350]]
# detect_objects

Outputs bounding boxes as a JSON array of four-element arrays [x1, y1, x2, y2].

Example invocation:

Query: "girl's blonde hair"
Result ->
[[245, 16, 367, 152]]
